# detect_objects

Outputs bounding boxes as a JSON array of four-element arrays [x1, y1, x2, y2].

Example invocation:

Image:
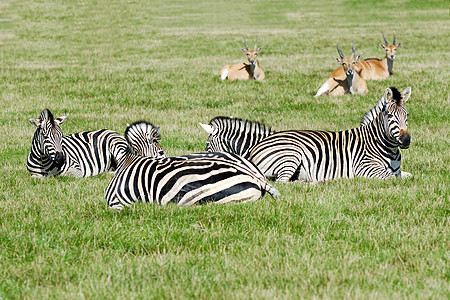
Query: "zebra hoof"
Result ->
[[400, 171, 412, 178]]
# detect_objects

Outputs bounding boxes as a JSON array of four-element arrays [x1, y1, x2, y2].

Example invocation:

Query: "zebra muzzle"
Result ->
[[399, 132, 411, 149], [54, 152, 66, 167]]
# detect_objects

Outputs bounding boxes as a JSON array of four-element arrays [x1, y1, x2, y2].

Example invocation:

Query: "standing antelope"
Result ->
[[220, 38, 265, 81], [315, 42, 368, 97]]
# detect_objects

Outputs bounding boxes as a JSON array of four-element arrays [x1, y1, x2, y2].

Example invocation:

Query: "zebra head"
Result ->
[[29, 109, 68, 168], [381, 87, 411, 149], [199, 120, 224, 153], [124, 121, 166, 158]]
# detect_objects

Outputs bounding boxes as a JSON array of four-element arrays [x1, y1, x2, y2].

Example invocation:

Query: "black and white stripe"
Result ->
[[203, 87, 412, 182], [27, 109, 128, 178], [106, 121, 280, 210], [200, 116, 274, 158]]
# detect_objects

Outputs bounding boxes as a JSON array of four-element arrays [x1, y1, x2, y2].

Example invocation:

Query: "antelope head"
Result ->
[[335, 42, 362, 78], [381, 33, 402, 61], [241, 38, 263, 67]]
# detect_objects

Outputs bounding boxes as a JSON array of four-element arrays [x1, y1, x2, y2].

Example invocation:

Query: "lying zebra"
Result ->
[[27, 109, 128, 178], [200, 86, 412, 182], [105, 121, 280, 210]]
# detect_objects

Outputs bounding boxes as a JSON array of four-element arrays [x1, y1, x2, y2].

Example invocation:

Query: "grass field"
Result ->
[[0, 0, 449, 298]]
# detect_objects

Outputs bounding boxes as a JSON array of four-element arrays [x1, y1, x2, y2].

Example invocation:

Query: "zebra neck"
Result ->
[[360, 98, 385, 126], [370, 114, 399, 150]]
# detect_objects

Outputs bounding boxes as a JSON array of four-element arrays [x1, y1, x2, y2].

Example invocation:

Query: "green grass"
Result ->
[[0, 0, 449, 298]]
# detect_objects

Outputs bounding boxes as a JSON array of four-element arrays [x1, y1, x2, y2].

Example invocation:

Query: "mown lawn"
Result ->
[[0, 0, 448, 298]]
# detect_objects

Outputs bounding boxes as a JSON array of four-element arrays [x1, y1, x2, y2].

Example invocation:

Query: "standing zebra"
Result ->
[[201, 87, 412, 182], [27, 108, 128, 178], [106, 121, 280, 210]]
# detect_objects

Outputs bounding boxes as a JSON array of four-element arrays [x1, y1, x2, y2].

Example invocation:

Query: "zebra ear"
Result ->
[[383, 87, 393, 105], [401, 87, 411, 103], [29, 118, 41, 127], [199, 123, 214, 134], [55, 114, 69, 125], [154, 126, 161, 140]]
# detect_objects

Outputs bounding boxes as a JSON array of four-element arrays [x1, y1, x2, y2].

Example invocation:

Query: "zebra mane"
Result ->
[[360, 86, 403, 126], [40, 109, 55, 124], [124, 121, 161, 149], [360, 97, 385, 127], [390, 86, 402, 105], [209, 116, 274, 136]]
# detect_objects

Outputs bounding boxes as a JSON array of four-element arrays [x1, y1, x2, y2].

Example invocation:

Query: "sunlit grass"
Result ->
[[0, 0, 448, 298]]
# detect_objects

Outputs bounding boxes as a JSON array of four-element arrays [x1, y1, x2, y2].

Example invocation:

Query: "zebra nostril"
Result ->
[[54, 152, 65, 167], [399, 133, 411, 148]]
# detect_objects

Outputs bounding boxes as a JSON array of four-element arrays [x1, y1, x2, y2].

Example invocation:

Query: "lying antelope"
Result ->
[[315, 43, 368, 97], [220, 38, 265, 81]]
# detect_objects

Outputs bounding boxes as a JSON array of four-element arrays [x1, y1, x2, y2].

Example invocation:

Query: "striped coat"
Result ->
[[106, 122, 279, 210], [202, 87, 412, 182], [27, 109, 127, 178]]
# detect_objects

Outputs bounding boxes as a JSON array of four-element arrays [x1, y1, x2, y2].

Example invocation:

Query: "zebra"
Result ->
[[105, 121, 280, 210], [27, 108, 128, 178], [201, 87, 412, 182], [199, 116, 274, 158]]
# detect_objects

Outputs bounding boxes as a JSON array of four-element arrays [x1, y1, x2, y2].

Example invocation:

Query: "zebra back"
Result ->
[[201, 116, 274, 158], [61, 129, 128, 177], [106, 150, 279, 210]]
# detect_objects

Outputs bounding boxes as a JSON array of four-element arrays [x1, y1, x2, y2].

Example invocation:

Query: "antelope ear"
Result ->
[[396, 42, 402, 49], [256, 47, 263, 53], [29, 118, 41, 127], [335, 57, 342, 64], [401, 87, 411, 103], [380, 44, 386, 50], [55, 114, 69, 125], [199, 123, 214, 134], [240, 48, 247, 54], [356, 53, 362, 62]]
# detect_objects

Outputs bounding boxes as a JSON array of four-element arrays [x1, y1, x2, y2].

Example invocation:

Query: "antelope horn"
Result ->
[[351, 41, 355, 58], [393, 32, 396, 45], [244, 38, 249, 50], [382, 32, 388, 45], [254, 38, 258, 49], [336, 42, 345, 59]]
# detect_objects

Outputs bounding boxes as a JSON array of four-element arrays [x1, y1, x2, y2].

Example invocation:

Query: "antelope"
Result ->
[[358, 33, 402, 80], [316, 34, 401, 89], [220, 38, 265, 81], [315, 43, 368, 97]]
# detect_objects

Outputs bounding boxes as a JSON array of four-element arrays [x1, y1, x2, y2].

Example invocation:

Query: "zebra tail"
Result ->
[[265, 183, 281, 198]]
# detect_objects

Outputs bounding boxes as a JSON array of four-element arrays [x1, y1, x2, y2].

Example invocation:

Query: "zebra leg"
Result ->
[[64, 167, 83, 178], [31, 173, 46, 179], [400, 171, 412, 178], [108, 198, 125, 210]]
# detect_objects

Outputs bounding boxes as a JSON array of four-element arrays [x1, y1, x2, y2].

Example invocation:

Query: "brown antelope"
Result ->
[[359, 33, 402, 80], [220, 38, 265, 81], [316, 34, 401, 89], [315, 43, 368, 97]]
